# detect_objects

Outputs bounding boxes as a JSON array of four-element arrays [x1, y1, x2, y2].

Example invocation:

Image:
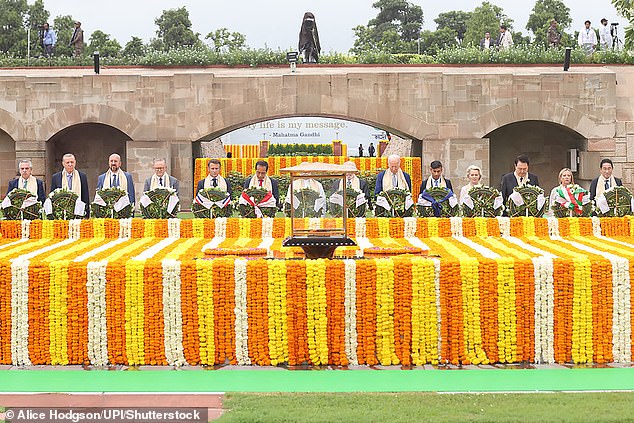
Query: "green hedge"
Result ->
[[4, 45, 634, 67], [267, 144, 333, 156]]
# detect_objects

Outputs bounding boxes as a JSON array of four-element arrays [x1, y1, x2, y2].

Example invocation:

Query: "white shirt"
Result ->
[[578, 27, 597, 46], [599, 25, 612, 49]]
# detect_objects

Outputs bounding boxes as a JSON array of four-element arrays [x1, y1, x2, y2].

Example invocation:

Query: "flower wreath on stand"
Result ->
[[192, 188, 232, 218], [139, 187, 180, 219], [461, 186, 504, 217], [595, 186, 634, 217], [329, 188, 367, 218], [283, 188, 325, 218], [551, 184, 593, 218], [91, 187, 134, 219], [238, 187, 278, 218], [1, 188, 41, 220], [417, 187, 460, 218], [374, 188, 414, 218], [44, 188, 87, 220], [506, 185, 547, 217]]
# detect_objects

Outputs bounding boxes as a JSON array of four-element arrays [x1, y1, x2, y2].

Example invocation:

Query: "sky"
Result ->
[[45, 0, 625, 52]]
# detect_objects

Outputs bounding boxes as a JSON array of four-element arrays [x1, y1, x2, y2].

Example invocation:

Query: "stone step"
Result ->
[[0, 393, 224, 421]]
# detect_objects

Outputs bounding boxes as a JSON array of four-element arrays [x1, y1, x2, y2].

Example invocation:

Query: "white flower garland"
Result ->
[[591, 216, 602, 237], [167, 218, 181, 239], [343, 259, 358, 365], [547, 217, 560, 238], [73, 238, 129, 262], [68, 219, 82, 240], [214, 217, 227, 238], [308, 217, 321, 230], [611, 257, 631, 363], [355, 237, 374, 257], [405, 237, 431, 252], [432, 258, 442, 363], [450, 217, 463, 237], [10, 259, 31, 365], [162, 259, 187, 366], [86, 261, 108, 366], [354, 217, 366, 238], [504, 237, 558, 258], [261, 217, 274, 239], [533, 256, 555, 364], [132, 238, 178, 260], [119, 218, 132, 238], [233, 258, 250, 365], [496, 216, 511, 237], [454, 236, 500, 259], [21, 220, 30, 239], [403, 217, 417, 238]]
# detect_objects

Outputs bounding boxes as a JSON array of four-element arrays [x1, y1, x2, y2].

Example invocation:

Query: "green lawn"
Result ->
[[218, 392, 634, 423]]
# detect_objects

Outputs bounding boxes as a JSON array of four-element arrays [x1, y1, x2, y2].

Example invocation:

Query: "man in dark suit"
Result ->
[[50, 153, 90, 217], [242, 160, 280, 208], [196, 159, 232, 197], [419, 160, 453, 196], [500, 154, 540, 203], [480, 31, 493, 49], [96, 153, 136, 206], [7, 159, 46, 202], [589, 158, 622, 200], [375, 154, 412, 195]]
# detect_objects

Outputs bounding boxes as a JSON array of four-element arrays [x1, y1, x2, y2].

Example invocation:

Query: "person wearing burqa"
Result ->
[[299, 12, 321, 63]]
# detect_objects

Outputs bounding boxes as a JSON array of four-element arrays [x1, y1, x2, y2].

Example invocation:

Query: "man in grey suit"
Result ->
[[143, 158, 179, 194]]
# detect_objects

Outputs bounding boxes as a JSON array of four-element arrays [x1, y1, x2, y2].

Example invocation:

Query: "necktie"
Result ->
[[67, 174, 72, 190], [347, 180, 352, 189], [23, 179, 27, 189], [112, 174, 118, 187], [434, 179, 438, 187], [212, 178, 218, 187], [259, 179, 263, 187], [519, 177, 524, 185], [605, 180, 610, 190], [159, 177, 163, 186], [392, 174, 397, 188]]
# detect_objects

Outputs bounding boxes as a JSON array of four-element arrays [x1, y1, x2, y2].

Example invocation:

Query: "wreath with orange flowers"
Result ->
[[363, 246, 424, 256], [203, 247, 267, 256]]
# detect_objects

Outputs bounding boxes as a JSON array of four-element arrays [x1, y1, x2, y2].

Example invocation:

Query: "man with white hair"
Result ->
[[96, 153, 136, 205], [7, 159, 46, 202], [374, 154, 412, 195]]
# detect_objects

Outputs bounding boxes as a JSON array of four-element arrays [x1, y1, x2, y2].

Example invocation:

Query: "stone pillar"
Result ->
[[171, 141, 193, 209], [0, 133, 17, 195], [15, 139, 46, 186], [449, 138, 491, 187], [126, 140, 175, 206]]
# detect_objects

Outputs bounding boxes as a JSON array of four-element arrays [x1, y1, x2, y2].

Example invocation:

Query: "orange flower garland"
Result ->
[[393, 257, 413, 366], [355, 260, 377, 365], [213, 258, 236, 365], [285, 261, 309, 366], [246, 259, 270, 365], [143, 260, 167, 365], [325, 260, 347, 366], [0, 262, 12, 363]]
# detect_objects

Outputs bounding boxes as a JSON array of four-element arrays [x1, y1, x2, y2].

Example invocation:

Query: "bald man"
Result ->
[[96, 153, 136, 205]]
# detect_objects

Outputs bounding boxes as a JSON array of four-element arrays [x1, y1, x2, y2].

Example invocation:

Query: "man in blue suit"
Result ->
[[96, 153, 135, 206], [50, 153, 90, 217], [7, 159, 46, 202], [374, 154, 412, 195], [242, 160, 280, 209]]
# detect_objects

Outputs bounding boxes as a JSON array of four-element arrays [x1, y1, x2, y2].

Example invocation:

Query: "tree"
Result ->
[[0, 0, 27, 54], [526, 0, 571, 46], [612, 0, 634, 48], [434, 11, 471, 44], [88, 30, 121, 57], [27, 0, 48, 55], [52, 15, 75, 57], [351, 0, 423, 54], [463, 1, 514, 47], [154, 7, 200, 50], [206, 28, 246, 52], [123, 36, 146, 56], [419, 27, 459, 55]]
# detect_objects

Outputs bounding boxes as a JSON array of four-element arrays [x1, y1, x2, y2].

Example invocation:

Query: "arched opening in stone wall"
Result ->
[[46, 123, 132, 196], [486, 120, 586, 193], [0, 129, 16, 196]]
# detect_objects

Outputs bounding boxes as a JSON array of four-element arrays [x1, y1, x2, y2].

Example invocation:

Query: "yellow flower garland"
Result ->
[[410, 257, 439, 365], [48, 260, 69, 365], [196, 259, 215, 365], [375, 258, 399, 365], [267, 260, 289, 365], [496, 257, 517, 363], [305, 259, 328, 365], [125, 259, 145, 365], [572, 257, 594, 364]]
